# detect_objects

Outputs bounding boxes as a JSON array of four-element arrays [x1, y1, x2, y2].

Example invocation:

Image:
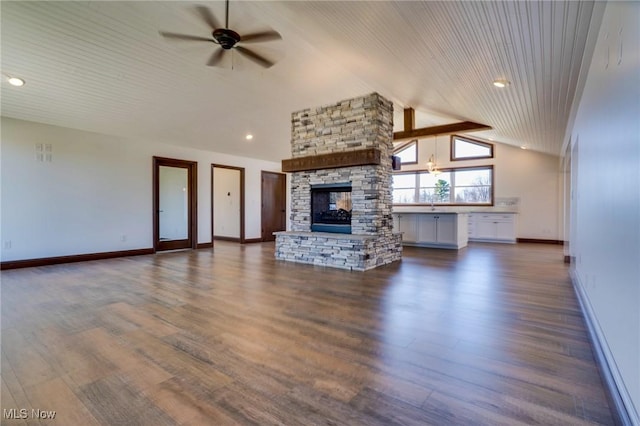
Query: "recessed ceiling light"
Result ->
[[520, 145, 527, 150], [8, 77, 25, 87], [493, 79, 510, 88], [245, 134, 253, 140]]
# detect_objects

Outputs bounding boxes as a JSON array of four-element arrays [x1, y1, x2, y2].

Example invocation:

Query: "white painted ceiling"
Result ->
[[1, 1, 601, 162]]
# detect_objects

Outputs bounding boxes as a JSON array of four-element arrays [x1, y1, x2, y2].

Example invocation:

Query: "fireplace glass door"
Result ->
[[311, 185, 352, 234]]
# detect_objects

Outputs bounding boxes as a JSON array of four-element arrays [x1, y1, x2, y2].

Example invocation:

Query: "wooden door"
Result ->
[[261, 171, 286, 241], [153, 157, 197, 251]]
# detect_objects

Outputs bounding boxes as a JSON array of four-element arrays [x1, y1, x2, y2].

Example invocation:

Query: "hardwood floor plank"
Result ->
[[1, 328, 58, 389], [24, 377, 101, 426], [77, 374, 175, 426], [0, 242, 615, 425], [349, 386, 445, 425], [146, 378, 239, 426], [101, 302, 181, 337], [1, 377, 27, 425], [117, 329, 234, 394]]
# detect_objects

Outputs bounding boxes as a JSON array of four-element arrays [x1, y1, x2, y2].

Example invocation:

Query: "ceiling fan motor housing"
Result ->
[[213, 28, 241, 49]]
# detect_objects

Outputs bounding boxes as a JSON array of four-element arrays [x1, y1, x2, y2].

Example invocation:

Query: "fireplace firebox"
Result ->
[[311, 183, 352, 234]]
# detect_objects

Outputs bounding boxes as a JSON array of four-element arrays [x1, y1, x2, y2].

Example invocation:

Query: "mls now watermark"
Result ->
[[3, 408, 57, 420]]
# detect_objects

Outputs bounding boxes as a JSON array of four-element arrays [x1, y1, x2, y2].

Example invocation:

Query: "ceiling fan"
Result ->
[[159, 1, 281, 68]]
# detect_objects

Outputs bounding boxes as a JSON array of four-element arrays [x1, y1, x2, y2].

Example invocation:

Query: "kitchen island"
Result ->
[[392, 212, 468, 249]]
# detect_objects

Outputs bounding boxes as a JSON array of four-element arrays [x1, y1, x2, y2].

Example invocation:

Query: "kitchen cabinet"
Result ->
[[418, 214, 456, 245], [393, 213, 467, 249], [468, 213, 517, 243], [394, 213, 418, 242]]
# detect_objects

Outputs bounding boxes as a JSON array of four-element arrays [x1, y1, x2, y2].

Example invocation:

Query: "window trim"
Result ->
[[392, 165, 495, 206], [393, 139, 418, 165], [450, 135, 494, 161]]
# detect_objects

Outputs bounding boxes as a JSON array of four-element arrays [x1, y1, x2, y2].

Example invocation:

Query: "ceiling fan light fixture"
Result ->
[[213, 28, 241, 49], [8, 76, 25, 87], [493, 79, 510, 88]]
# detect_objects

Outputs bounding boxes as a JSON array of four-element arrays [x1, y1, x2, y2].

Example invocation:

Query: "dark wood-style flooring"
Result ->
[[1, 242, 614, 425]]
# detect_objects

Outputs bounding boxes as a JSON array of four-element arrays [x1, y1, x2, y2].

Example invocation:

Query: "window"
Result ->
[[392, 166, 493, 205], [393, 140, 418, 164], [451, 135, 493, 161]]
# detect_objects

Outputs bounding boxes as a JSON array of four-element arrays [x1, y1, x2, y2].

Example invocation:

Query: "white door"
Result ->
[[159, 166, 188, 241], [213, 167, 241, 239]]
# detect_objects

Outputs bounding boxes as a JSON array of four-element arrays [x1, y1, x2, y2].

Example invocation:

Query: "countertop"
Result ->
[[392, 206, 518, 214]]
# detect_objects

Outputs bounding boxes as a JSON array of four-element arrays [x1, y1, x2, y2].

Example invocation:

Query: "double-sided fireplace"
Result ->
[[311, 183, 352, 234], [275, 92, 402, 271]]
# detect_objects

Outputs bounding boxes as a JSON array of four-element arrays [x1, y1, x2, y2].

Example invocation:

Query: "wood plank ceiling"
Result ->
[[0, 1, 602, 161]]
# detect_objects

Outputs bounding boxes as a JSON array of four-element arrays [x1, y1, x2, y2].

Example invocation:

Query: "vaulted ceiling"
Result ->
[[1, 1, 602, 162]]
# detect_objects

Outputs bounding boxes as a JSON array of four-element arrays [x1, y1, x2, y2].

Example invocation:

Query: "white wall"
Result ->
[[569, 0, 639, 421], [0, 117, 283, 262], [398, 135, 561, 240]]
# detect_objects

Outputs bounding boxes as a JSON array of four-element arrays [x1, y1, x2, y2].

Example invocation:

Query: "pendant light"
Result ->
[[427, 137, 441, 176]]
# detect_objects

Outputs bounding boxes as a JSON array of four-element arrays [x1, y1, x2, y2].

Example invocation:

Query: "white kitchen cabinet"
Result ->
[[418, 214, 457, 245], [469, 213, 517, 243], [393, 213, 418, 242], [393, 213, 467, 249]]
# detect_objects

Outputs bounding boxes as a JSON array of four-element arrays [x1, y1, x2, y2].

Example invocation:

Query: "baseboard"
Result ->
[[570, 269, 639, 425], [196, 242, 213, 249], [212, 237, 263, 244], [213, 236, 241, 243], [0, 248, 155, 270], [517, 238, 563, 245]]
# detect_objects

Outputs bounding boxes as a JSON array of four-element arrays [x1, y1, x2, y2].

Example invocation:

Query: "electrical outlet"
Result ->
[[121, 235, 127, 242], [3, 240, 11, 250]]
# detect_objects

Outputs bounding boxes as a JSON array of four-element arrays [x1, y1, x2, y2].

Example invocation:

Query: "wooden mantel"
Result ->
[[393, 108, 492, 142], [281, 148, 381, 172]]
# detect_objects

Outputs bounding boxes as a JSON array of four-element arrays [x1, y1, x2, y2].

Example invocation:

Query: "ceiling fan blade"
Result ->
[[194, 5, 221, 30], [207, 48, 226, 67], [234, 46, 274, 68], [241, 30, 282, 43], [159, 31, 213, 42]]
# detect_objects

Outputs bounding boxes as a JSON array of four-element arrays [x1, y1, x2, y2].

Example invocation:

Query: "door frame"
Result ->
[[211, 164, 245, 243], [153, 156, 198, 251], [261, 170, 287, 242]]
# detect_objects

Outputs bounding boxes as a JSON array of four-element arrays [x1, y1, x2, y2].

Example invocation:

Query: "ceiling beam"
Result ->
[[394, 108, 492, 142], [403, 108, 415, 133]]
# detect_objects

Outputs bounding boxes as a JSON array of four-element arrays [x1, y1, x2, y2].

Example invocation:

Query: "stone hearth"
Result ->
[[275, 93, 402, 271]]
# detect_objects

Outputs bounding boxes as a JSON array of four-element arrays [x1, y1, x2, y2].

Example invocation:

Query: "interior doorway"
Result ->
[[211, 164, 245, 243], [261, 171, 287, 241], [153, 157, 197, 251]]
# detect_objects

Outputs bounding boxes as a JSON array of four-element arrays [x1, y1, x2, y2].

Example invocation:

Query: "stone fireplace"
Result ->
[[274, 93, 402, 271]]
